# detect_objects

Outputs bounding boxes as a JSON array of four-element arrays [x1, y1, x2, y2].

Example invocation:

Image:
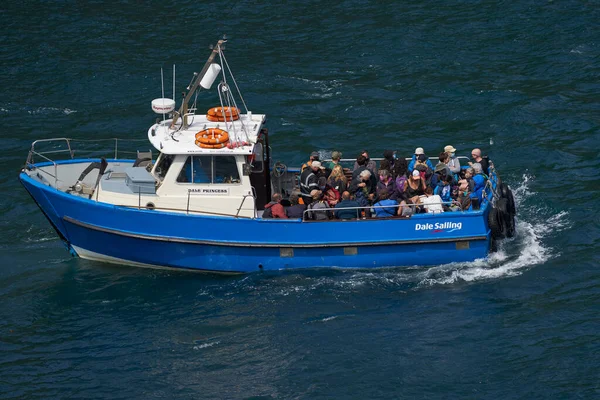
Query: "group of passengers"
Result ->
[[264, 147, 491, 220]]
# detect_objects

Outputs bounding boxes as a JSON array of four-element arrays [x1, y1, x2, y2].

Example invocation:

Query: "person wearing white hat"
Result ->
[[408, 148, 434, 172], [444, 145, 461, 176]]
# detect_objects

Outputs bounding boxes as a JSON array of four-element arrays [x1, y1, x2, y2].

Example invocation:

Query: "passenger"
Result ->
[[458, 167, 475, 193], [334, 191, 361, 220], [433, 173, 453, 210], [301, 151, 320, 172], [469, 148, 490, 176], [472, 162, 485, 181], [397, 199, 415, 217], [349, 169, 376, 217], [431, 159, 452, 187], [470, 163, 486, 208], [286, 193, 306, 219], [373, 189, 399, 218], [455, 184, 472, 211], [411, 154, 434, 186], [456, 167, 480, 210], [383, 150, 396, 171], [376, 169, 399, 200], [379, 159, 392, 175], [393, 157, 408, 179], [352, 155, 367, 178], [437, 152, 452, 176], [318, 176, 340, 207], [404, 169, 427, 203], [352, 150, 377, 175], [262, 193, 288, 219], [393, 158, 409, 197], [420, 187, 444, 214], [352, 155, 378, 189], [326, 150, 343, 171], [327, 165, 348, 193], [306, 190, 330, 221], [408, 147, 434, 172], [300, 161, 324, 205], [444, 145, 461, 176]]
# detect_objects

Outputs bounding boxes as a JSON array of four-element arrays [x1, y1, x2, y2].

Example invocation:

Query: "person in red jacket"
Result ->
[[262, 193, 288, 219]]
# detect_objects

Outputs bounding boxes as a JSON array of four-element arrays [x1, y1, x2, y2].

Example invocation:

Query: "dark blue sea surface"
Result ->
[[1, 1, 599, 398]]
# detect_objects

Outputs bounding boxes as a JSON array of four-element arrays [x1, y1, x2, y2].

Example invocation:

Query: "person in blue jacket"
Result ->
[[469, 163, 486, 209], [434, 174, 453, 203], [373, 189, 398, 218], [408, 147, 434, 172]]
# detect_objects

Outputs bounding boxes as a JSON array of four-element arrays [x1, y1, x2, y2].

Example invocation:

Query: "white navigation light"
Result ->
[[151, 98, 176, 114], [200, 63, 222, 89]]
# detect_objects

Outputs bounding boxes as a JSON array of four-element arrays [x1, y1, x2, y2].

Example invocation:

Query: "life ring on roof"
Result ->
[[195, 141, 227, 149], [206, 106, 240, 122], [195, 128, 229, 145]]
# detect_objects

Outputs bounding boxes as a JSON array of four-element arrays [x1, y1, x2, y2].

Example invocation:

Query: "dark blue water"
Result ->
[[2, 1, 599, 398]]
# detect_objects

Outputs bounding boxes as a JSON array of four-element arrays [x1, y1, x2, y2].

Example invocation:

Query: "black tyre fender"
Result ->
[[495, 198, 515, 238], [506, 187, 516, 215], [500, 182, 510, 199], [494, 175, 502, 192], [488, 208, 506, 239]]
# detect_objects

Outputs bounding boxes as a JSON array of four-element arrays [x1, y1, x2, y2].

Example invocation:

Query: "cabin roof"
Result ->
[[147, 113, 265, 155]]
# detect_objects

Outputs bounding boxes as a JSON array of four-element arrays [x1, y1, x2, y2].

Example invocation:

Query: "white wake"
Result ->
[[417, 174, 570, 286]]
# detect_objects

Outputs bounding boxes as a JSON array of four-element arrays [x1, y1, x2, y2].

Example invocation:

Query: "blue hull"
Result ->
[[20, 165, 491, 273]]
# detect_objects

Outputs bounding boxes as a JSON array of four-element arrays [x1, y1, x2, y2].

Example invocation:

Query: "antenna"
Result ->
[[173, 64, 176, 101], [161, 68, 165, 99], [161, 68, 165, 123]]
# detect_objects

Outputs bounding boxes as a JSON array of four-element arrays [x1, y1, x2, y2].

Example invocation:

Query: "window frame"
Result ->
[[153, 153, 175, 181], [176, 155, 242, 185]]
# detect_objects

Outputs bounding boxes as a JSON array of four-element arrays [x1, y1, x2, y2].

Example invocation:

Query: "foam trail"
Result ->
[[417, 174, 570, 286]]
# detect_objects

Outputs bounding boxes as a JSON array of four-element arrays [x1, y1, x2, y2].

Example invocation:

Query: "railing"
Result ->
[[24, 137, 151, 187], [301, 200, 464, 221], [25, 137, 150, 166], [235, 194, 256, 218], [333, 156, 471, 163], [116, 203, 255, 219]]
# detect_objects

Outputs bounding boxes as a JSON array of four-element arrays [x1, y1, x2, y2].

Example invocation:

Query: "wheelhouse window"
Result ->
[[251, 142, 264, 173], [177, 156, 241, 184], [154, 153, 174, 181]]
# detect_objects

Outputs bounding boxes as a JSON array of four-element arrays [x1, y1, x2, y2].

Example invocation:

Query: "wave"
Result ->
[[192, 341, 220, 350], [1, 106, 77, 115]]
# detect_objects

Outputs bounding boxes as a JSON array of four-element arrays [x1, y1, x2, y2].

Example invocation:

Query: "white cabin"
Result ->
[[93, 112, 269, 218]]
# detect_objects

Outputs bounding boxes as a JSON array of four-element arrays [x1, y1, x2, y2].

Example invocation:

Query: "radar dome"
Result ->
[[151, 98, 176, 114]]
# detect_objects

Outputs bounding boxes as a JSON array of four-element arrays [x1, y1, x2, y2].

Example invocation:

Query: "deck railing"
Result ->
[[25, 137, 150, 166], [24, 137, 152, 187], [301, 200, 466, 221]]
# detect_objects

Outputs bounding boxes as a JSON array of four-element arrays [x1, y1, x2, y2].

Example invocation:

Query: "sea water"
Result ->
[[1, 1, 598, 398]]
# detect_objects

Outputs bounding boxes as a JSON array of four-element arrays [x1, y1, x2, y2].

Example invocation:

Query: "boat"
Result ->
[[19, 37, 517, 273]]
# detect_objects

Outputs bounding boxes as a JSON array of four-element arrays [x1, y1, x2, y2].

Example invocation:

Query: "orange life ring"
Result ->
[[194, 141, 227, 149], [195, 128, 229, 145], [206, 106, 240, 122]]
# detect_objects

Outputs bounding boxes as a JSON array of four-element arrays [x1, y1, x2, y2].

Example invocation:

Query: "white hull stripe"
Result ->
[[71, 245, 240, 274]]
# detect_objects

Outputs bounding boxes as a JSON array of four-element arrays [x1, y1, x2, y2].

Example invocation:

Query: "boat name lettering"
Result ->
[[189, 188, 229, 195], [415, 222, 463, 232]]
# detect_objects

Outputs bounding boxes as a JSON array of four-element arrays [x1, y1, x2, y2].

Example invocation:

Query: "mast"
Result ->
[[170, 37, 227, 129]]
